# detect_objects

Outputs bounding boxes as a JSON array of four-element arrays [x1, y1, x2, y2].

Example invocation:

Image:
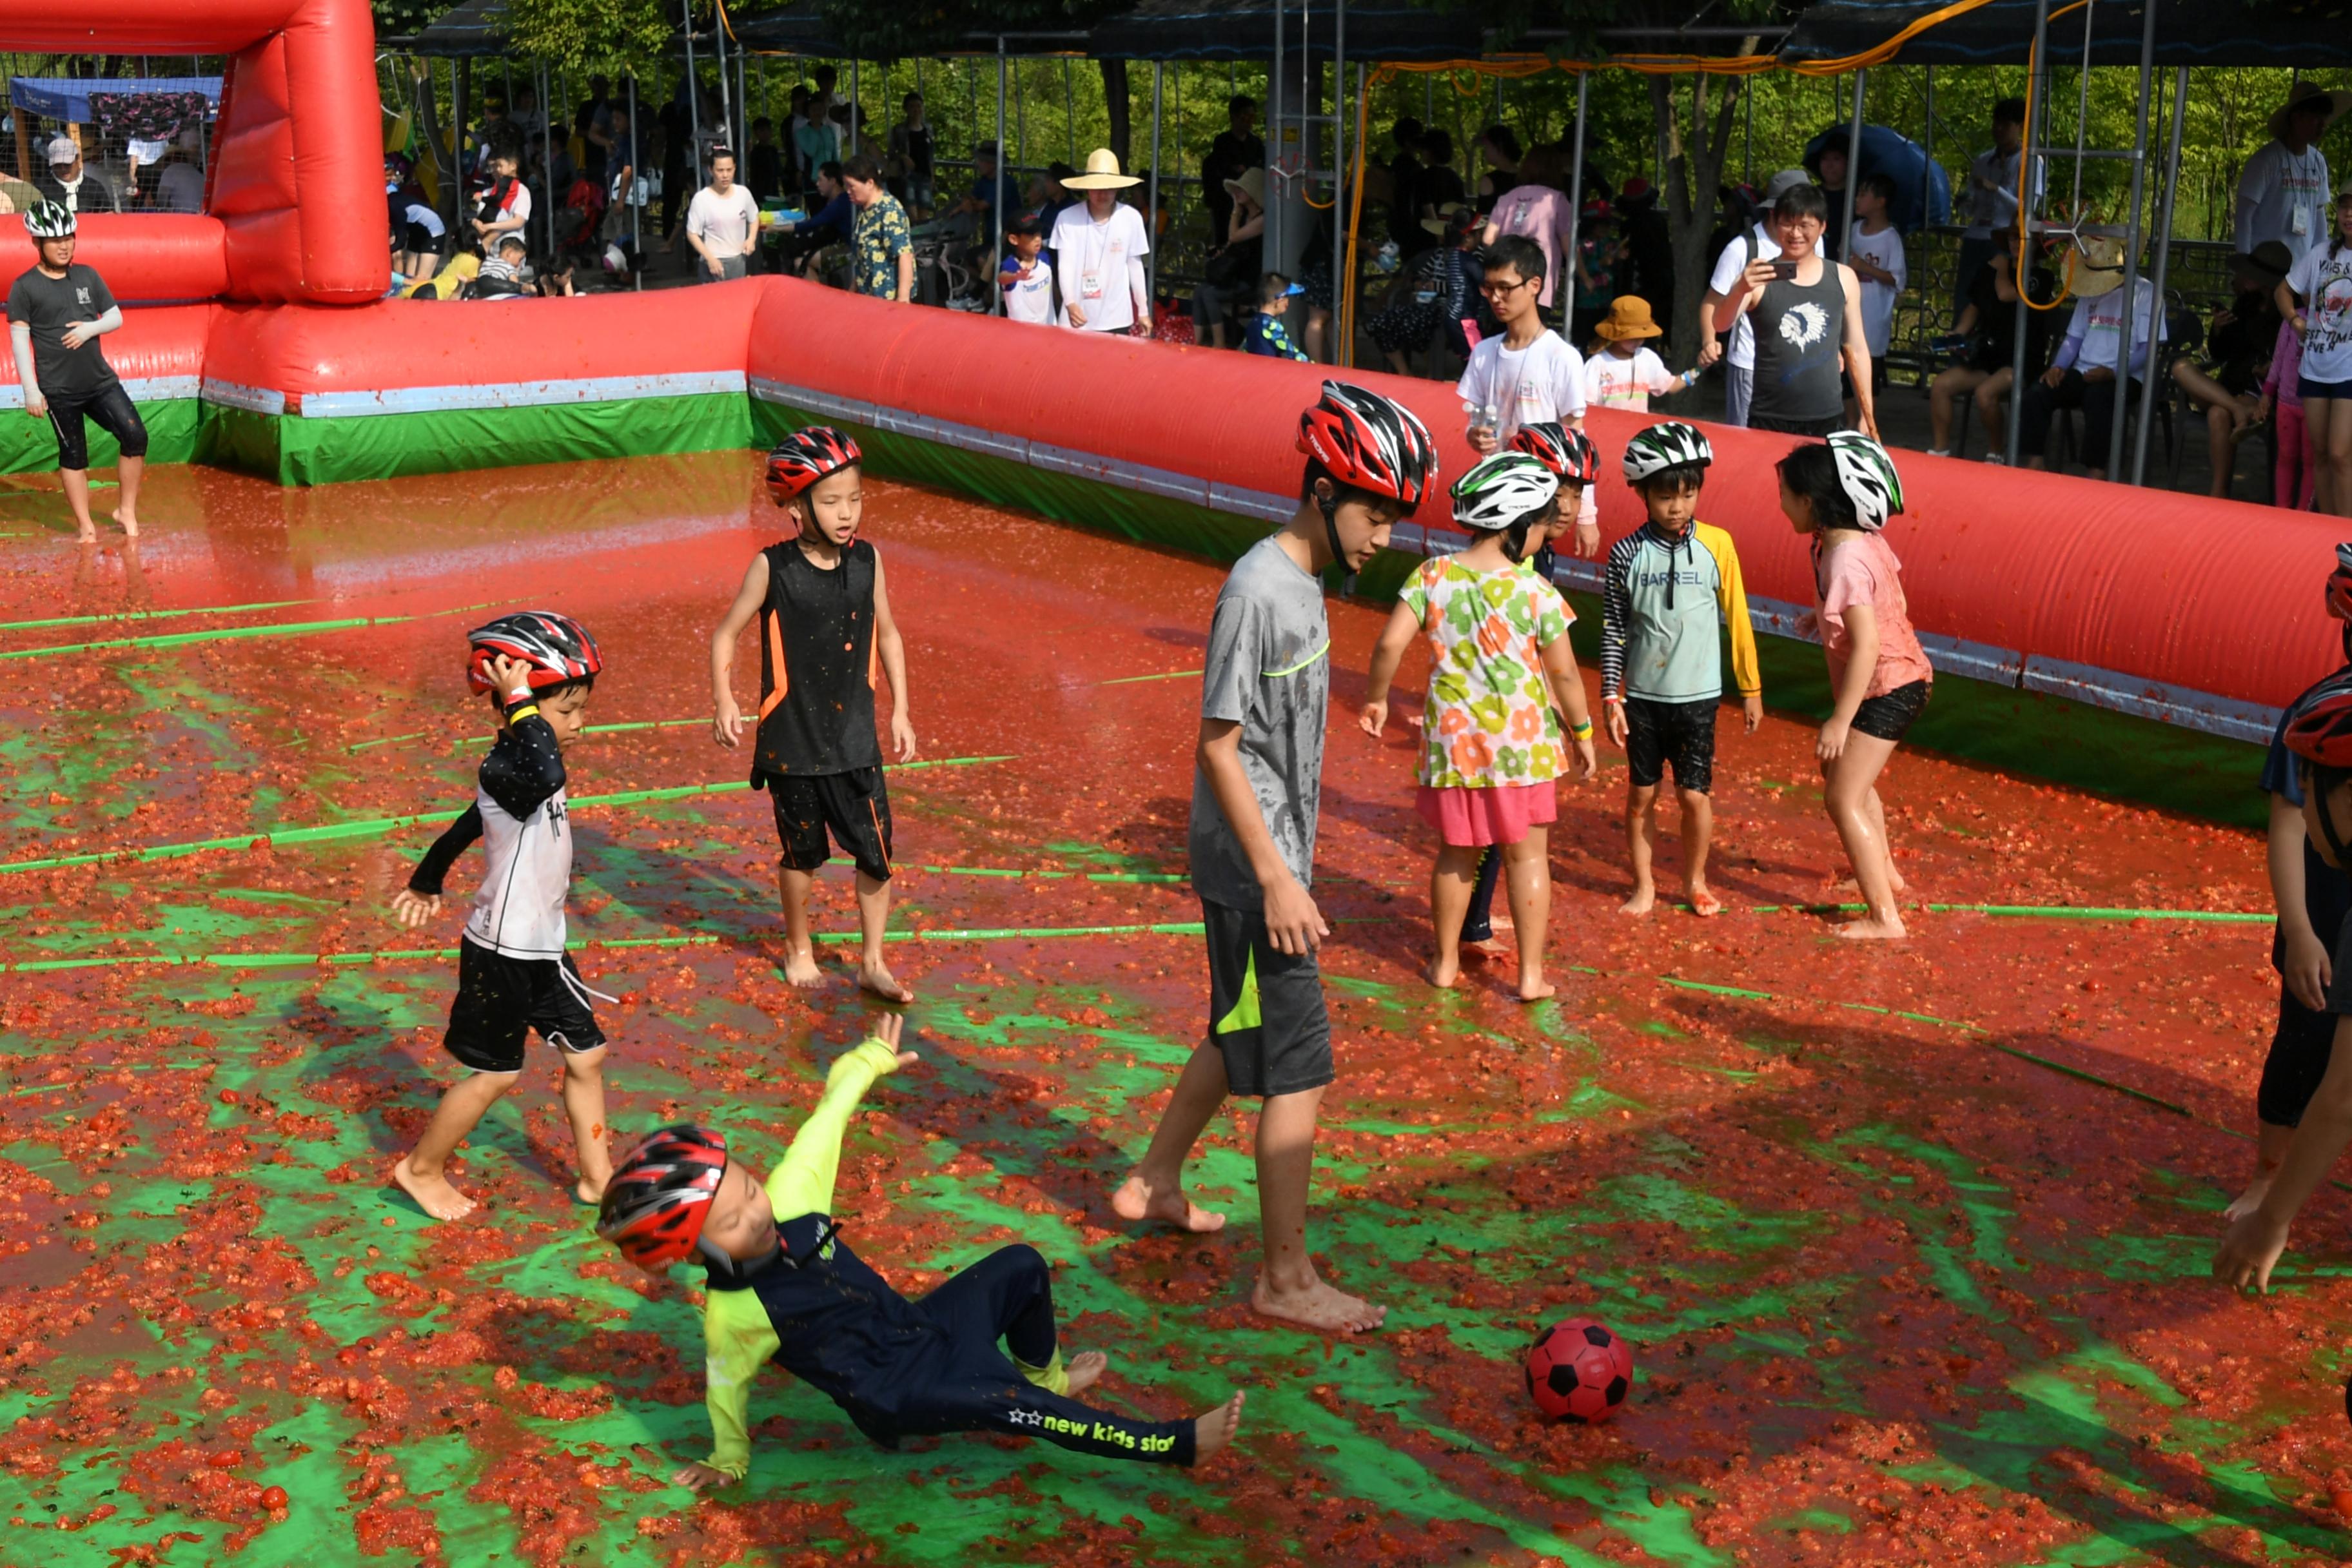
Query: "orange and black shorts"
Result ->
[[767, 765, 893, 882]]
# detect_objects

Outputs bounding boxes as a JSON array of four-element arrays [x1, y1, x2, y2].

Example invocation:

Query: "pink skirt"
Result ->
[[1416, 781, 1558, 847]]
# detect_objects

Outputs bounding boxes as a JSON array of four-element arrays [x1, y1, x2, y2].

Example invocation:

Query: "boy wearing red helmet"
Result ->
[[1109, 382, 1434, 1336], [710, 427, 917, 1002], [598, 1015, 1244, 1488], [388, 612, 614, 1222]]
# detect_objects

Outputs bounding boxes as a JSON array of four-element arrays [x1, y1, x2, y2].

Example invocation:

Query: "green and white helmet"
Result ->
[[1826, 430, 1905, 532], [1621, 420, 1712, 484], [22, 201, 74, 240], [1450, 451, 1559, 531]]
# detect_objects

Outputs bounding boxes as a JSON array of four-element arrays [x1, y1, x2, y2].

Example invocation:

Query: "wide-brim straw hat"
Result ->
[[1224, 167, 1266, 208], [1063, 148, 1141, 190], [2068, 235, 2127, 300], [1420, 201, 1476, 237], [1595, 295, 1663, 340], [2273, 81, 2352, 142]]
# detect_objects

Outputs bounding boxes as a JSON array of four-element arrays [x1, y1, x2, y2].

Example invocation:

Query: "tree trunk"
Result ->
[[1101, 58, 1131, 168], [1650, 68, 1743, 375]]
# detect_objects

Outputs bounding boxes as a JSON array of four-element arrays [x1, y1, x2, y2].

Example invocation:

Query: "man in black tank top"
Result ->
[[1713, 182, 1877, 438], [710, 429, 919, 1001]]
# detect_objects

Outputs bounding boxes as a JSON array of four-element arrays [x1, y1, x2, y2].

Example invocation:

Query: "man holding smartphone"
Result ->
[[1711, 181, 1876, 439], [1699, 168, 1808, 427]]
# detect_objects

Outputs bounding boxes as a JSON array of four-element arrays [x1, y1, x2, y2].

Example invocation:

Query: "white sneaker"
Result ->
[[1926, 448, 1953, 458], [1982, 452, 2007, 464]]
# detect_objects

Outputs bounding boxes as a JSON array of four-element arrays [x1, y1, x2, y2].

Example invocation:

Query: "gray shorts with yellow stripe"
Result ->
[[1201, 896, 1334, 1098]]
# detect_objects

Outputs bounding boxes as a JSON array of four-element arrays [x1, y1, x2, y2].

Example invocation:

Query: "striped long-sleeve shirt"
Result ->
[[1600, 520, 1761, 704]]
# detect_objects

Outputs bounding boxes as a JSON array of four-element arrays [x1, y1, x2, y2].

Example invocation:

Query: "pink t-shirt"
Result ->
[[1815, 533, 1932, 699], [1487, 185, 1571, 308]]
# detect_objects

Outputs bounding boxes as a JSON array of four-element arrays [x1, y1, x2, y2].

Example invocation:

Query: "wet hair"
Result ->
[[840, 152, 881, 186], [1774, 182, 1830, 225], [1993, 95, 2026, 130], [1482, 233, 1547, 287], [1859, 172, 1897, 204], [1481, 124, 1521, 163], [1635, 464, 1707, 500], [1259, 271, 1293, 306], [1775, 442, 1858, 531], [1298, 458, 1391, 518]]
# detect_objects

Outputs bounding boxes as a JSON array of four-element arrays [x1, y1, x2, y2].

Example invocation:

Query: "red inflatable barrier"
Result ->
[[0, 217, 230, 304]]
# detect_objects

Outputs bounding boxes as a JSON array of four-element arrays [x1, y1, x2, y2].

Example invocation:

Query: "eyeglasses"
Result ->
[[1478, 277, 1536, 297]]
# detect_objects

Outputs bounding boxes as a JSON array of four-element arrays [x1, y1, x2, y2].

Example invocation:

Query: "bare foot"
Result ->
[[391, 1158, 476, 1221], [1886, 863, 1908, 896], [1620, 885, 1657, 916], [1191, 1391, 1246, 1464], [1111, 1172, 1227, 1232], [574, 1174, 607, 1206], [781, 946, 823, 988], [1425, 954, 1461, 989], [2225, 1177, 2275, 1222], [75, 525, 97, 545], [1064, 1350, 1108, 1395], [1687, 883, 1723, 918], [1836, 915, 1908, 941], [112, 510, 137, 540], [1462, 937, 1511, 962], [857, 960, 913, 1003], [1518, 970, 1556, 1002], [1251, 1275, 1386, 1334]]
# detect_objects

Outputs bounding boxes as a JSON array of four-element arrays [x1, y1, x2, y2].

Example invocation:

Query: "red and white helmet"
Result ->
[[766, 426, 863, 502], [1508, 422, 1601, 486], [1296, 381, 1438, 509], [596, 1124, 730, 1271], [2328, 542, 2352, 623], [2286, 668, 2352, 772], [466, 611, 603, 695]]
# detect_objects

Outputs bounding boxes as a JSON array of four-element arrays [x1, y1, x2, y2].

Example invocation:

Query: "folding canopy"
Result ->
[[1779, 0, 2352, 67]]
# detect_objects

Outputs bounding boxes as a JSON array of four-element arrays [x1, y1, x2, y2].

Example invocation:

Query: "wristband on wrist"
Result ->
[[1571, 718, 1595, 740]]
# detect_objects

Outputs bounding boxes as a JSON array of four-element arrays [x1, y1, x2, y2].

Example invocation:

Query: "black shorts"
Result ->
[[46, 382, 148, 472], [1852, 679, 1932, 743], [1749, 413, 1844, 437], [2260, 983, 2339, 1127], [402, 220, 445, 255], [768, 765, 893, 881], [1624, 697, 1718, 794], [445, 936, 607, 1074], [1202, 897, 1333, 1098]]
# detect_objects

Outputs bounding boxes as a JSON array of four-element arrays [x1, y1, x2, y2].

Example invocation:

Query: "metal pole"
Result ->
[[2005, 0, 2052, 466], [451, 59, 470, 235], [683, 1, 704, 191], [1333, 0, 1348, 364], [1064, 57, 1074, 164], [1272, 0, 1285, 271], [2106, 0, 2157, 479], [540, 60, 554, 260], [1743, 73, 1753, 185], [1148, 62, 1162, 314], [1565, 70, 1588, 322], [1921, 65, 1934, 231], [2131, 66, 2188, 486], [994, 38, 1006, 306], [712, 6, 732, 154], [1843, 69, 1867, 260], [850, 60, 860, 155], [737, 44, 748, 155], [629, 72, 642, 288]]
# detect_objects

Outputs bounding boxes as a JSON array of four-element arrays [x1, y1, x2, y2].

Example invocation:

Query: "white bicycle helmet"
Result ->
[[1826, 430, 1905, 532], [23, 201, 74, 240], [1620, 420, 1712, 484], [1450, 452, 1560, 531]]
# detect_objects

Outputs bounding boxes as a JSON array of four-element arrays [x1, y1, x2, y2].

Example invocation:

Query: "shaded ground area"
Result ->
[[0, 452, 2342, 1566]]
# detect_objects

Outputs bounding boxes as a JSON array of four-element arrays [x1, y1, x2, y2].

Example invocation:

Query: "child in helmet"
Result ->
[[389, 612, 614, 1221], [709, 427, 918, 1002], [1361, 450, 1598, 999], [6, 200, 148, 542], [1602, 422, 1763, 919], [1776, 433, 1930, 940], [600, 1014, 1246, 1487], [2215, 667, 2352, 1295]]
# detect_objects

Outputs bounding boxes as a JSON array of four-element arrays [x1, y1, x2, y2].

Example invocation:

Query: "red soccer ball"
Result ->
[[1525, 1317, 1634, 1423]]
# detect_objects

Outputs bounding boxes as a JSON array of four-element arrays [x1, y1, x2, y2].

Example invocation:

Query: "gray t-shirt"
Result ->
[[1188, 535, 1330, 910]]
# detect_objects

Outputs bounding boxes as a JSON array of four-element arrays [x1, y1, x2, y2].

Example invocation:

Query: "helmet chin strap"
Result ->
[[1317, 490, 1347, 571]]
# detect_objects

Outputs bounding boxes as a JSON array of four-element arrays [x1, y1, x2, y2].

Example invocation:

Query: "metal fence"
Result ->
[[0, 56, 220, 215]]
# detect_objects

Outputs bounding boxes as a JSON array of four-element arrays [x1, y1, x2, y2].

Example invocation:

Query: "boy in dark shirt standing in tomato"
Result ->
[[711, 428, 917, 1001]]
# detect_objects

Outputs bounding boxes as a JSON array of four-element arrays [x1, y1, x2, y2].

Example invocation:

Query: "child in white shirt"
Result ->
[[999, 213, 1055, 324], [1582, 295, 1697, 411]]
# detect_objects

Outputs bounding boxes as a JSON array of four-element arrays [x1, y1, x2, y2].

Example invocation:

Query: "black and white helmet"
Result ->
[[1450, 453, 1560, 531], [1621, 421, 1712, 484], [1826, 431, 1905, 532], [22, 201, 73, 240]]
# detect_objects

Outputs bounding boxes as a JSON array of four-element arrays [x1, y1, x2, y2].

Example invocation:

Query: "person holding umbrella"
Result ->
[[1052, 150, 1152, 337]]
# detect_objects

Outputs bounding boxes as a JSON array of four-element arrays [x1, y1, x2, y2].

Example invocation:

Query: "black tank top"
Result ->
[[754, 538, 881, 781], [1751, 263, 1848, 424]]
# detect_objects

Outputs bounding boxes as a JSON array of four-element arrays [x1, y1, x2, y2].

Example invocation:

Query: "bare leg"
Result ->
[[112, 455, 142, 537], [1621, 783, 1660, 914], [854, 870, 910, 1001], [1426, 843, 1481, 988], [1112, 1041, 1230, 1232], [775, 863, 822, 986], [1384, 349, 1410, 376], [2228, 1120, 2296, 1220], [1973, 370, 2013, 453], [1821, 732, 1905, 939], [392, 1070, 518, 1220], [1679, 787, 1720, 915], [1248, 1085, 1384, 1333], [560, 1046, 613, 1204], [1503, 829, 1553, 1000], [1305, 308, 1331, 361], [58, 468, 97, 542], [1863, 787, 1906, 894]]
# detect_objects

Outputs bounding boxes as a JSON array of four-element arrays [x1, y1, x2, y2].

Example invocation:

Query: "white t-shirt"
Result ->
[[1050, 202, 1151, 331], [2058, 279, 2165, 379], [1003, 255, 1055, 324], [403, 201, 447, 239], [2288, 243, 2352, 384], [1707, 222, 1781, 369], [687, 184, 761, 252], [1847, 222, 1907, 357], [1456, 331, 1598, 525], [2238, 141, 2334, 262], [482, 181, 531, 240], [1583, 345, 1681, 411]]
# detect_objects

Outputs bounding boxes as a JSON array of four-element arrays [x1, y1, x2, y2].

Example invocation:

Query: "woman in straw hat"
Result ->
[[1050, 149, 1153, 337], [2014, 236, 2166, 481], [2238, 81, 2349, 263]]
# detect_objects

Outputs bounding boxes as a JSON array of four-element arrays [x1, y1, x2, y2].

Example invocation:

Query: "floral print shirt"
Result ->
[[1397, 554, 1573, 789], [850, 191, 912, 298]]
